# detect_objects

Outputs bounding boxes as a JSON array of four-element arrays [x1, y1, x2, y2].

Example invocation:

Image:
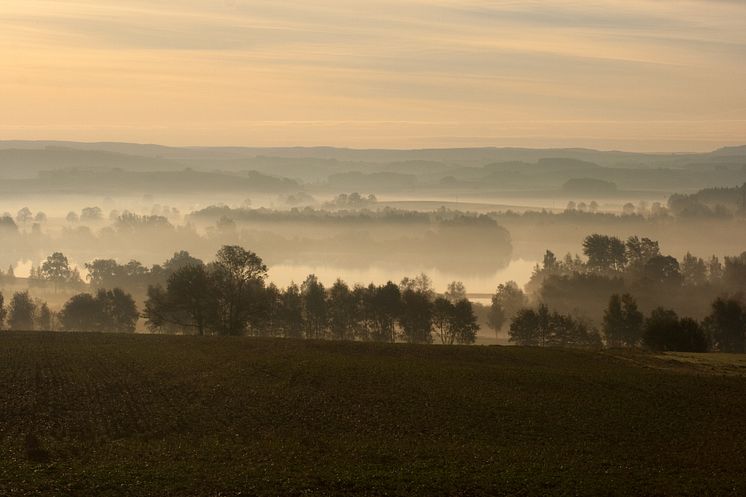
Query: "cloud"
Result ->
[[0, 0, 744, 150]]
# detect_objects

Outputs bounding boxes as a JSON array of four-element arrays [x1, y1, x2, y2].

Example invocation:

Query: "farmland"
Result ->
[[1, 332, 745, 496]]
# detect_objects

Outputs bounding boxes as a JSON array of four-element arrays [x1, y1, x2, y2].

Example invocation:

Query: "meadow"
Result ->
[[1, 332, 745, 496]]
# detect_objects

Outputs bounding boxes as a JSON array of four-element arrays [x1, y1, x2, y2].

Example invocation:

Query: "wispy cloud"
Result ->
[[0, 0, 744, 150]]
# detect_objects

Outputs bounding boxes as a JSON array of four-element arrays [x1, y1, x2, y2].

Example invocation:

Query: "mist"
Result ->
[[3, 1, 746, 493]]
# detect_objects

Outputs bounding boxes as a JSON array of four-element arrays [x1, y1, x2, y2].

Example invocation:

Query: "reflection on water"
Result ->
[[268, 258, 537, 295]]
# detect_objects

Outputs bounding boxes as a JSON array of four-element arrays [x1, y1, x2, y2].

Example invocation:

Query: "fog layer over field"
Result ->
[[0, 142, 745, 339]]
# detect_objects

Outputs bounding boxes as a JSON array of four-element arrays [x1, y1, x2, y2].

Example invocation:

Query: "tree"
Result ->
[[451, 299, 479, 344], [677, 318, 709, 353], [510, 305, 599, 348], [59, 293, 102, 331], [487, 281, 528, 336], [301, 274, 327, 339], [98, 288, 139, 333], [16, 207, 32, 225], [280, 283, 305, 338], [509, 308, 542, 346], [642, 308, 708, 352], [602, 294, 643, 347], [432, 297, 455, 344], [708, 256, 724, 282], [8, 291, 37, 330], [327, 279, 356, 341], [162, 250, 204, 275], [625, 236, 660, 273], [583, 234, 626, 272], [61, 289, 138, 332], [399, 285, 433, 344], [723, 253, 746, 292], [0, 292, 6, 329], [85, 259, 121, 288], [368, 282, 401, 343], [37, 302, 52, 330], [40, 252, 72, 289], [80, 206, 103, 222], [643, 255, 681, 285], [681, 253, 707, 286], [257, 283, 282, 337], [161, 264, 212, 335], [400, 273, 434, 297], [705, 297, 745, 353], [143, 264, 217, 335], [209, 245, 268, 336], [542, 250, 559, 272], [66, 211, 79, 223], [444, 281, 466, 303]]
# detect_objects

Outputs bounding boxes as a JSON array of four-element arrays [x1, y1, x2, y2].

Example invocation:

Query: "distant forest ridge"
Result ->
[[0, 140, 744, 195], [1, 140, 745, 165]]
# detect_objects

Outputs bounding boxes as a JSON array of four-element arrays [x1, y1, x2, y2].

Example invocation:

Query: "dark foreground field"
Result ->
[[1, 333, 745, 496]]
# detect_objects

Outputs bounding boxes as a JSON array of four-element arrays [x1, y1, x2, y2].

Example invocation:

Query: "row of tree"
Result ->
[[602, 293, 745, 353], [505, 293, 746, 353], [0, 291, 52, 330], [143, 248, 479, 344], [525, 233, 745, 287]]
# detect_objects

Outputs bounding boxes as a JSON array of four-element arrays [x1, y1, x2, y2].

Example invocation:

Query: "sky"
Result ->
[[1, 0, 745, 151]]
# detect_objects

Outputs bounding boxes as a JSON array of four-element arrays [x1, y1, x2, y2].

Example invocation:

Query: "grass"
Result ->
[[1, 332, 745, 496]]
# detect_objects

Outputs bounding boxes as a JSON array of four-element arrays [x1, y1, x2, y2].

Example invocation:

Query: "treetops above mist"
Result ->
[[507, 233, 746, 335]]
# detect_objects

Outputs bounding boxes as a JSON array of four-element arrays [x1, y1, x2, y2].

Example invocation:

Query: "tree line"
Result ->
[[504, 294, 745, 353], [143, 247, 478, 344], [487, 233, 746, 352], [0, 246, 479, 344], [2, 236, 744, 353]]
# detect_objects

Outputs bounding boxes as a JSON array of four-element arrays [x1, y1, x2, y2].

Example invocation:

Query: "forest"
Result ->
[[1, 235, 743, 354]]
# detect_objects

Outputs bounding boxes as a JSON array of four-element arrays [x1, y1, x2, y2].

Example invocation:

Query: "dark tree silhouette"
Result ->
[[41, 252, 73, 290], [583, 234, 626, 272], [37, 302, 52, 330], [59, 293, 102, 331], [624, 236, 660, 273], [162, 250, 204, 275], [509, 307, 545, 346], [705, 297, 745, 353], [0, 292, 6, 329], [642, 308, 707, 352], [643, 255, 681, 285], [280, 283, 304, 338], [681, 253, 707, 286], [210, 245, 268, 336], [60, 289, 138, 332], [144, 264, 213, 335], [451, 299, 479, 345], [8, 291, 36, 330], [487, 281, 528, 336], [327, 279, 358, 341], [399, 285, 433, 344], [97, 288, 139, 333], [602, 294, 644, 347], [510, 305, 599, 348], [432, 297, 454, 344], [301, 274, 327, 339], [368, 282, 401, 343]]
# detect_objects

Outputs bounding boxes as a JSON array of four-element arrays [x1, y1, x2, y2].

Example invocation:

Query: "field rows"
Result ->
[[1, 332, 745, 496]]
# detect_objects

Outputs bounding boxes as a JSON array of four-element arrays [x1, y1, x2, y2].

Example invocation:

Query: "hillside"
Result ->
[[1, 332, 745, 496]]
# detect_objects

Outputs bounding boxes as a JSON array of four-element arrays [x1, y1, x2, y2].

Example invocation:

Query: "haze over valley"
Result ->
[[3, 1, 746, 495]]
